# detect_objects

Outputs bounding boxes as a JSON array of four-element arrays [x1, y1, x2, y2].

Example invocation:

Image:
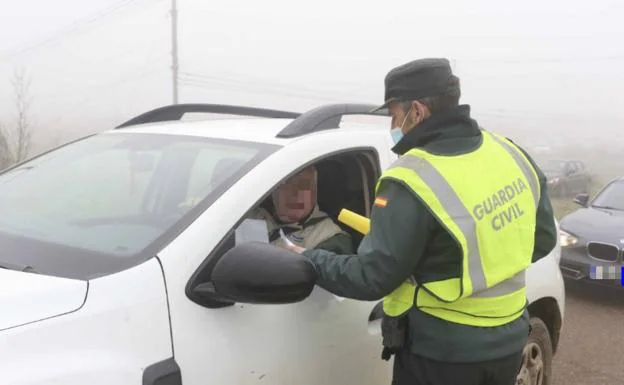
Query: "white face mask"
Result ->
[[390, 109, 411, 144]]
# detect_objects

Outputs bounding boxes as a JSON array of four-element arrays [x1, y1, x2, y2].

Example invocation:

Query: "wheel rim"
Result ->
[[516, 342, 544, 385]]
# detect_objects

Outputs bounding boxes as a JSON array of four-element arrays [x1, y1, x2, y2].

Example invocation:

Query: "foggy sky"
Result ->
[[1, 0, 623, 154]]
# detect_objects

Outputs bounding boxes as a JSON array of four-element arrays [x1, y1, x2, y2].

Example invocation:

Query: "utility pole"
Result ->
[[171, 0, 179, 104]]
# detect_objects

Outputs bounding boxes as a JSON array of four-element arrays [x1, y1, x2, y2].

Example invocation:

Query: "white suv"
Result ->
[[0, 103, 564, 385]]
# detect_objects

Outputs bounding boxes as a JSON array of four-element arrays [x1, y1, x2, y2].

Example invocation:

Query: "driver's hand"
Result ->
[[278, 228, 306, 253], [284, 243, 306, 254]]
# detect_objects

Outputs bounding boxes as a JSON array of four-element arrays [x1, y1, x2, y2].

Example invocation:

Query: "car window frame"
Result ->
[[185, 146, 381, 309]]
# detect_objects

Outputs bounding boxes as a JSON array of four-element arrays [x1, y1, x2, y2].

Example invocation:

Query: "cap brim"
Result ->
[[368, 97, 397, 114]]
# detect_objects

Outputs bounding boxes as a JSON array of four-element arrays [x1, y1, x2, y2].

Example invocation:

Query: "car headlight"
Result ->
[[548, 178, 560, 184], [559, 230, 578, 247]]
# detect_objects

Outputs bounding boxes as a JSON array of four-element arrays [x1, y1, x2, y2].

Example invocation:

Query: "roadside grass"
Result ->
[[551, 198, 579, 220]]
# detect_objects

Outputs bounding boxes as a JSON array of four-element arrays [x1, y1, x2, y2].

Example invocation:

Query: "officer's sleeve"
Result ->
[[300, 180, 432, 301], [510, 140, 558, 263], [315, 232, 354, 255]]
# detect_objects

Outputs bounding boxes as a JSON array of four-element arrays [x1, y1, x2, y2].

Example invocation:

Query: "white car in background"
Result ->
[[0, 103, 564, 385]]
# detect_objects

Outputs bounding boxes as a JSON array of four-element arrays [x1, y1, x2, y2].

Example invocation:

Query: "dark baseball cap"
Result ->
[[370, 58, 460, 113]]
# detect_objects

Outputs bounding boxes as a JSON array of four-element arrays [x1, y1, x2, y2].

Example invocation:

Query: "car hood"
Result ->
[[561, 207, 624, 243], [0, 268, 87, 331]]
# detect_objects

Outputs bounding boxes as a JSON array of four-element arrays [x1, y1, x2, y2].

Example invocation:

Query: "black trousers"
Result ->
[[392, 350, 523, 385]]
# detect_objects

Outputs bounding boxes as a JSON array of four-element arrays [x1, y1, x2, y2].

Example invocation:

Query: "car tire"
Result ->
[[516, 317, 553, 385]]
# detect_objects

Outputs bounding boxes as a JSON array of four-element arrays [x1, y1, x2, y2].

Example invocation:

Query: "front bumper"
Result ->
[[559, 247, 623, 289], [547, 180, 565, 196]]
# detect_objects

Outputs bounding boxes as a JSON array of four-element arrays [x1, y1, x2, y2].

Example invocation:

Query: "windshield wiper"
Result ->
[[0, 262, 38, 274]]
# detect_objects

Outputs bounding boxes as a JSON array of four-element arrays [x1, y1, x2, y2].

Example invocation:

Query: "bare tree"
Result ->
[[0, 123, 11, 169], [10, 68, 33, 163], [0, 68, 35, 169]]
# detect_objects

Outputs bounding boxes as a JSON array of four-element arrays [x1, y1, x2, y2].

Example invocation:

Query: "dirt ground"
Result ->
[[552, 281, 624, 385]]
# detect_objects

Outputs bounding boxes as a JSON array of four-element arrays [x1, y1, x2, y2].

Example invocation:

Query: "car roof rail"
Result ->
[[115, 103, 301, 129], [275, 103, 389, 138]]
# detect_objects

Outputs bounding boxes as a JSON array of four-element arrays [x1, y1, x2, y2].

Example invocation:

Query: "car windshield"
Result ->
[[591, 181, 624, 211], [0, 132, 277, 279], [540, 160, 566, 173]]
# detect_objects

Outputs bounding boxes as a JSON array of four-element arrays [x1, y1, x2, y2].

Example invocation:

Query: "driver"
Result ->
[[249, 166, 353, 254]]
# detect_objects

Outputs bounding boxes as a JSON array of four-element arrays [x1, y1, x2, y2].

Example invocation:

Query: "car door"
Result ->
[[572, 162, 587, 194], [157, 137, 392, 385], [567, 161, 582, 193], [576, 162, 591, 193], [562, 161, 577, 194]]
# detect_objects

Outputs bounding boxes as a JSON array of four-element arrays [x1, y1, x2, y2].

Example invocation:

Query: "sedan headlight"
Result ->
[[559, 230, 578, 247]]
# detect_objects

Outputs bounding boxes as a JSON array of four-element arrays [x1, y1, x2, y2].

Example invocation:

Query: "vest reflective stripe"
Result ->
[[489, 134, 540, 210], [378, 130, 539, 326], [385, 136, 539, 298]]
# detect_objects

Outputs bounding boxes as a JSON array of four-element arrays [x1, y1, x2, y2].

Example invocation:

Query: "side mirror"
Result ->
[[195, 242, 317, 305], [573, 193, 589, 207]]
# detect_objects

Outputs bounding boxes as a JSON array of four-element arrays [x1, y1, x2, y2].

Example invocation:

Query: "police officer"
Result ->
[[285, 58, 558, 385]]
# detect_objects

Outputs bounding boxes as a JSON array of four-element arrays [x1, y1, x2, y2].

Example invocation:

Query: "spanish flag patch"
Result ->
[[374, 197, 388, 208]]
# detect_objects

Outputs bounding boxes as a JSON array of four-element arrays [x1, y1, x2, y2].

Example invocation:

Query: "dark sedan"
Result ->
[[541, 159, 592, 198], [558, 176, 624, 288]]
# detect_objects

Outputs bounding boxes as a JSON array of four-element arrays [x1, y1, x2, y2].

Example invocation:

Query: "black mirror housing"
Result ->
[[573, 193, 589, 207], [207, 242, 317, 305]]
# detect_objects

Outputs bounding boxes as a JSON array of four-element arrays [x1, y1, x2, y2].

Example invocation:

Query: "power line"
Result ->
[[0, 0, 160, 62], [181, 69, 370, 94], [170, 0, 179, 104], [44, 63, 167, 128], [457, 55, 624, 64], [128, 34, 171, 103], [179, 71, 366, 101], [179, 77, 361, 103]]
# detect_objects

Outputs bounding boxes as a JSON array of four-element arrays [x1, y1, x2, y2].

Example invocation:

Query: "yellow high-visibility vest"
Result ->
[[378, 130, 540, 327]]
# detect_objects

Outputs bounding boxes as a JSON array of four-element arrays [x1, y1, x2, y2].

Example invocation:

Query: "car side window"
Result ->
[[185, 148, 382, 308]]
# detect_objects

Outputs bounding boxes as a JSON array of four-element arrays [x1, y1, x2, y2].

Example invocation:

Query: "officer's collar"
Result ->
[[391, 104, 480, 155]]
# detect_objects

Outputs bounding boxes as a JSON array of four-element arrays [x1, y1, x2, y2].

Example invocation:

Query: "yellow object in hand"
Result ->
[[338, 209, 371, 235]]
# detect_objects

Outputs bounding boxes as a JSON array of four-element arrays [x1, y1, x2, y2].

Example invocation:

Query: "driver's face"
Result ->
[[272, 168, 317, 223]]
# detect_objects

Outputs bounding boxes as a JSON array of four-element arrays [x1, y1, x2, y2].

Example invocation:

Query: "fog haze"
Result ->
[[1, 0, 623, 154]]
